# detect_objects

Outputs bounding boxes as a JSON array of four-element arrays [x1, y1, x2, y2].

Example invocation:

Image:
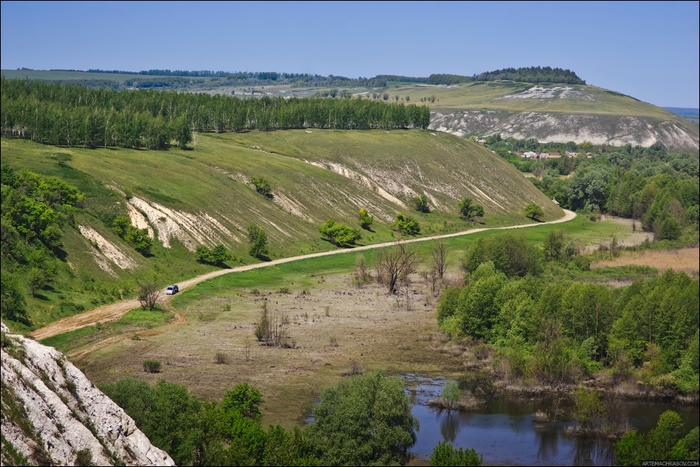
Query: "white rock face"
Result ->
[[429, 110, 699, 150], [1, 323, 174, 466]]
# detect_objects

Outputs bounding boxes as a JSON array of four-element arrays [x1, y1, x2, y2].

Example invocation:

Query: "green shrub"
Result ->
[[411, 194, 430, 213], [458, 197, 484, 221], [391, 212, 420, 236], [143, 360, 161, 373], [524, 203, 544, 221], [250, 176, 272, 197], [359, 208, 374, 229], [319, 220, 361, 247], [247, 223, 269, 259], [441, 381, 460, 409], [430, 441, 483, 466]]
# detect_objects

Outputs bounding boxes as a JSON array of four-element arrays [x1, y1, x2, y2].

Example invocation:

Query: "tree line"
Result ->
[[0, 78, 431, 150], [437, 231, 699, 393], [473, 66, 586, 85], [485, 136, 699, 243], [99, 371, 441, 466]]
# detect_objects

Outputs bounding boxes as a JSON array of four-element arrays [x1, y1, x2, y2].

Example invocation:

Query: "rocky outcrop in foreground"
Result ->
[[1, 323, 174, 466]]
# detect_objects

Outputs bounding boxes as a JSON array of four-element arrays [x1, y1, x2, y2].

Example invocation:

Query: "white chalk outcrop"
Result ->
[[1, 323, 174, 466]]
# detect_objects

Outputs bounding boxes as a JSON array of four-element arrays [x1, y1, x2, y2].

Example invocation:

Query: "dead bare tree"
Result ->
[[377, 242, 420, 295], [138, 282, 160, 310], [431, 240, 450, 280]]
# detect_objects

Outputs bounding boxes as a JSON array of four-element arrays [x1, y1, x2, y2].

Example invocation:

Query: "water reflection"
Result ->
[[535, 426, 559, 461], [404, 374, 698, 466], [440, 411, 460, 443]]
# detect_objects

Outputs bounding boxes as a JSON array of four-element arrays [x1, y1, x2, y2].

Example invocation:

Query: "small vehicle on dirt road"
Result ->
[[166, 285, 179, 295]]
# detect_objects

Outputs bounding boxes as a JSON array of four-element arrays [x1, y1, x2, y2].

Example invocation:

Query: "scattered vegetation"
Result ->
[[101, 372, 418, 466]]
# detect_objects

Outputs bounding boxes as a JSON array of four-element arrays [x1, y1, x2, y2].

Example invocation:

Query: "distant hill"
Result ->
[[3, 68, 695, 149], [422, 82, 699, 150]]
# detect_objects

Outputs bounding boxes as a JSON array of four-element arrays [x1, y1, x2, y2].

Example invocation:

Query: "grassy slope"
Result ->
[[391, 81, 687, 120], [1, 130, 560, 328]]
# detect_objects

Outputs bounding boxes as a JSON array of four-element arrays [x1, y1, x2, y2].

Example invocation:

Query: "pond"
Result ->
[[405, 374, 699, 466]]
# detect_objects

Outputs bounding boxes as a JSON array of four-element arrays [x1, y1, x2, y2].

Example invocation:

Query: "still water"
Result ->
[[405, 374, 699, 466]]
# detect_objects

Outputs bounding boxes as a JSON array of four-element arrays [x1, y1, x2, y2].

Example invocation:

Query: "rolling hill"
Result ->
[[4, 68, 696, 150], [411, 82, 699, 150], [1, 130, 561, 327]]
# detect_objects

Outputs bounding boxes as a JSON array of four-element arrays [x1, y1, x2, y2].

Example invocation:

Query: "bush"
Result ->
[[359, 208, 374, 230], [524, 203, 544, 221], [441, 381, 460, 409], [412, 194, 430, 213], [215, 352, 228, 364], [247, 223, 269, 259], [430, 441, 483, 466], [250, 176, 272, 197], [74, 449, 93, 467], [137, 282, 160, 310], [195, 244, 233, 266], [458, 197, 484, 221], [391, 212, 421, 236], [319, 220, 361, 247], [143, 360, 162, 373]]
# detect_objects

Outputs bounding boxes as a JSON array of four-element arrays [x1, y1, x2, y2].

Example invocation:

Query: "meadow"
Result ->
[[51, 213, 658, 429]]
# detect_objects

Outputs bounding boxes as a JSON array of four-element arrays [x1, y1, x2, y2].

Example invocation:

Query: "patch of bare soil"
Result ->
[[592, 247, 699, 275]]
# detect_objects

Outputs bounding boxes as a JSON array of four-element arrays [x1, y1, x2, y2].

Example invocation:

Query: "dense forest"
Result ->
[[437, 232, 699, 394], [473, 66, 586, 85], [0, 78, 431, 149], [484, 136, 699, 243]]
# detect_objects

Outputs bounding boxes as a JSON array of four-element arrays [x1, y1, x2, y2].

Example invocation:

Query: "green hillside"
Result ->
[[1, 130, 561, 328]]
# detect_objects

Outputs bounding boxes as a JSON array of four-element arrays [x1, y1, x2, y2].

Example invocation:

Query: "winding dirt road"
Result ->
[[31, 210, 575, 341]]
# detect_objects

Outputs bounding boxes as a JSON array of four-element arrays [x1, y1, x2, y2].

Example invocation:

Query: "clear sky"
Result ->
[[1, 1, 698, 107]]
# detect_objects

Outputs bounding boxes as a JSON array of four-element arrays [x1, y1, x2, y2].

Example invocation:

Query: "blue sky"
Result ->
[[1, 1, 698, 107]]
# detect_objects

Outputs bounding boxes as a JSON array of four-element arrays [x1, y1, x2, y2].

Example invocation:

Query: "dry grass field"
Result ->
[[592, 247, 699, 276], [75, 269, 469, 429]]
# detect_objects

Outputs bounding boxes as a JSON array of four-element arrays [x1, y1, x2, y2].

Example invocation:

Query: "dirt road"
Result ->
[[31, 210, 575, 341]]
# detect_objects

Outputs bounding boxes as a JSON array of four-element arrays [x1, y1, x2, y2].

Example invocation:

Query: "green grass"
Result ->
[[173, 214, 638, 305], [391, 82, 684, 120], [3, 129, 563, 329], [40, 307, 171, 353]]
